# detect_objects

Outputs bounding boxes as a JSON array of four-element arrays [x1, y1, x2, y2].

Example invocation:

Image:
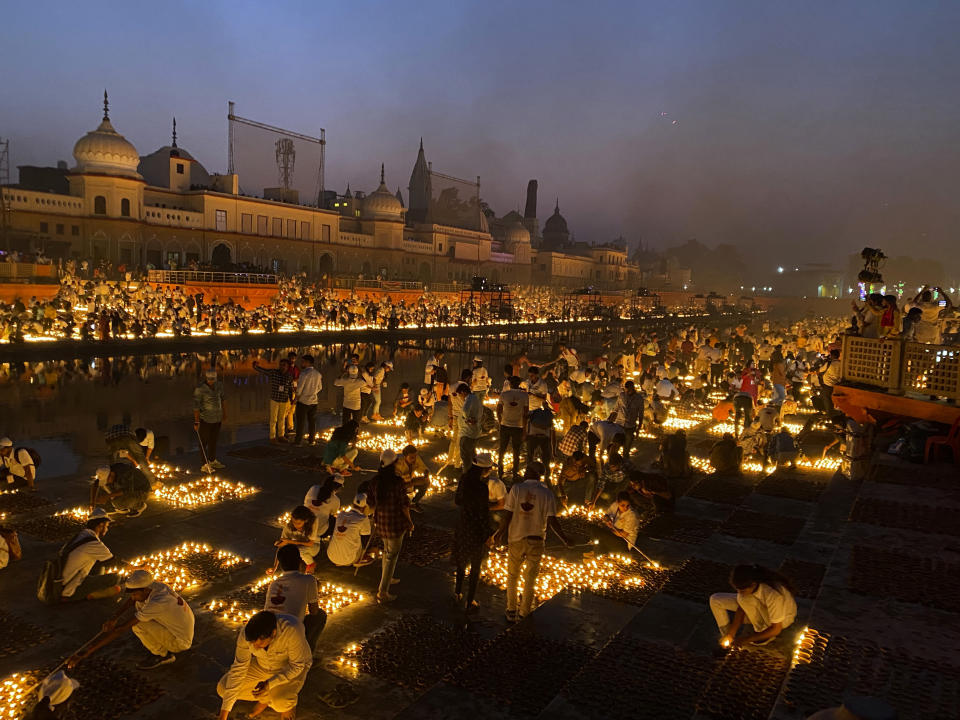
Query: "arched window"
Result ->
[[94, 196, 106, 215], [120, 198, 131, 217]]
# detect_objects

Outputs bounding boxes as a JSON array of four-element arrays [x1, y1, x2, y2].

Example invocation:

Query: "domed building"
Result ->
[[72, 93, 142, 179], [363, 165, 404, 221], [503, 217, 531, 264], [138, 119, 212, 191], [541, 199, 569, 250]]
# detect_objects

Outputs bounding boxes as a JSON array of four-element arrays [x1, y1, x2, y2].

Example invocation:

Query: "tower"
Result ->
[[406, 138, 431, 224]]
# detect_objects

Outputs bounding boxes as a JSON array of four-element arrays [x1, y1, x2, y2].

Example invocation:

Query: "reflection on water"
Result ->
[[1, 328, 629, 469]]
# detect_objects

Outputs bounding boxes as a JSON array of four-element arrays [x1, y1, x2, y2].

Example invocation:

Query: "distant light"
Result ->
[[793, 267, 799, 272], [777, 267, 784, 274]]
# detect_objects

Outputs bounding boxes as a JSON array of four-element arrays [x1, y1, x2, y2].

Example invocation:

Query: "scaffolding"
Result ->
[[0, 137, 9, 250]]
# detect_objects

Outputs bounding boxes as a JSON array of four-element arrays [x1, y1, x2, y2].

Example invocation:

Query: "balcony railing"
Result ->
[[0, 262, 56, 280], [147, 270, 278, 285], [841, 335, 960, 401]]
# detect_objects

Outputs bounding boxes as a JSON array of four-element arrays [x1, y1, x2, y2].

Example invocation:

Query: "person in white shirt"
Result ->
[[0, 438, 36, 489], [217, 611, 312, 720], [135, 427, 156, 462], [265, 545, 325, 647], [334, 366, 367, 426], [61, 510, 121, 601], [470, 357, 491, 402], [522, 366, 549, 410], [558, 343, 580, 372], [494, 462, 571, 621], [496, 376, 528, 480], [710, 564, 798, 649], [655, 377, 678, 401], [67, 569, 194, 670], [327, 493, 373, 567], [424, 350, 445, 386], [587, 420, 626, 469], [364, 361, 392, 422], [293, 355, 322, 446], [602, 492, 641, 549], [274, 506, 322, 573], [458, 384, 484, 471], [304, 474, 343, 539]]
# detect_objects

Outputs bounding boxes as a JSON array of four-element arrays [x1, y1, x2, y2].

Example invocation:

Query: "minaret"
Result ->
[[407, 137, 431, 223], [171, 117, 178, 148]]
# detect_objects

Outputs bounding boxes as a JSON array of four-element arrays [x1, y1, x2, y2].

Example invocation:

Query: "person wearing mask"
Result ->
[[470, 356, 490, 402], [452, 453, 495, 613], [0, 437, 37, 490], [60, 510, 122, 601], [293, 355, 322, 446], [193, 369, 226, 473], [458, 383, 484, 471], [272, 506, 322, 574], [368, 450, 413, 603], [253, 359, 295, 443], [303, 474, 343, 539], [495, 462, 570, 622], [614, 381, 644, 459], [67, 569, 194, 670], [264, 545, 326, 649], [217, 611, 312, 720], [496, 376, 528, 480], [711, 564, 797, 649], [395, 444, 430, 513], [327, 493, 373, 568], [334, 365, 366, 426]]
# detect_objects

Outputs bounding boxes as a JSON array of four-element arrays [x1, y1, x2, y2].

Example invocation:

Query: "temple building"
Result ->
[[1, 94, 644, 289]]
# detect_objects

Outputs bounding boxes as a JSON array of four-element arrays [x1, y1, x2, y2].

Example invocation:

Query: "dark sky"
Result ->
[[2, 1, 958, 276]]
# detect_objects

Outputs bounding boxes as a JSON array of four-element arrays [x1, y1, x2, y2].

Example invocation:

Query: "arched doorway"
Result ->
[[318, 253, 334, 277], [211, 243, 232, 269]]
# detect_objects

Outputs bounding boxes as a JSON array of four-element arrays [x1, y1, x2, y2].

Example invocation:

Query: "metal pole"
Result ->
[[227, 101, 235, 175]]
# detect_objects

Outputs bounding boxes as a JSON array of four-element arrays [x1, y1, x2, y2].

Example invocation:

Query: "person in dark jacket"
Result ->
[[452, 453, 495, 613]]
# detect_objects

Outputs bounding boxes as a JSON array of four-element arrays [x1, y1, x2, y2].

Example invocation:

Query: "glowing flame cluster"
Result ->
[[109, 542, 250, 592], [792, 625, 815, 666], [153, 476, 258, 508], [53, 506, 90, 522], [208, 576, 364, 623], [336, 642, 361, 673], [0, 673, 34, 720]]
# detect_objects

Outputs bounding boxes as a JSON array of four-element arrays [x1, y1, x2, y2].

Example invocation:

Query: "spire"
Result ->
[[103, 89, 110, 121], [554, 197, 560, 214], [419, 137, 423, 151], [171, 117, 178, 148], [395, 187, 404, 208], [380, 163, 385, 184], [345, 184, 352, 198]]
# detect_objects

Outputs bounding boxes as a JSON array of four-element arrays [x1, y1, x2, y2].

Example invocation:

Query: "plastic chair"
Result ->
[[924, 418, 960, 464]]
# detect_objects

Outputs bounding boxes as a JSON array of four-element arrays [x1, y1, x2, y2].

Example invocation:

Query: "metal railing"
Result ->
[[147, 270, 278, 285], [331, 278, 426, 291], [841, 335, 960, 400], [0, 262, 56, 280]]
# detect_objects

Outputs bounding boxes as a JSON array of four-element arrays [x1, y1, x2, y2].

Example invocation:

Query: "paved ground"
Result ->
[[1, 413, 958, 720]]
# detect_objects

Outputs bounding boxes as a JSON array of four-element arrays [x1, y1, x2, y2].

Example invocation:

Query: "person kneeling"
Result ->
[[67, 569, 194, 670], [327, 493, 374, 568], [710, 564, 797, 649], [217, 611, 312, 720], [265, 545, 326, 650]]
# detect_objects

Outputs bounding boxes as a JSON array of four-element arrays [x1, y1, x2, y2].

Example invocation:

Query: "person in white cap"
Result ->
[[334, 365, 366, 425], [60, 510, 121, 601], [303, 474, 343, 539], [0, 437, 37, 490], [31, 670, 79, 717], [193, 368, 226, 473], [367, 449, 412, 603], [264, 544, 325, 648], [67, 568, 194, 670], [452, 453, 495, 612], [470, 356, 490, 402], [327, 492, 373, 567], [217, 610, 312, 720]]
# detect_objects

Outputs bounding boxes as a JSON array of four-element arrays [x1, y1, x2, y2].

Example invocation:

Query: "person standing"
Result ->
[[193, 369, 226, 472], [67, 569, 194, 670], [495, 462, 570, 622], [334, 365, 366, 425], [364, 360, 392, 422], [470, 356, 490, 403], [496, 376, 528, 480], [368, 450, 413, 603], [253, 359, 295, 443], [293, 355, 321, 446], [615, 381, 644, 459], [458, 383, 484, 471], [452, 453, 495, 613], [217, 611, 312, 720], [283, 352, 300, 439], [525, 402, 554, 474]]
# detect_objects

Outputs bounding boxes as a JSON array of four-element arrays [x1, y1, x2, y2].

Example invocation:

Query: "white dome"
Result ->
[[504, 219, 530, 248], [363, 174, 403, 220], [73, 117, 141, 179]]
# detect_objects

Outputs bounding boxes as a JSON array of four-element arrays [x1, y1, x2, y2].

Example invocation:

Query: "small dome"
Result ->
[[73, 116, 141, 179], [138, 145, 212, 188], [504, 219, 530, 248], [501, 210, 523, 224], [544, 202, 568, 234], [363, 165, 403, 220]]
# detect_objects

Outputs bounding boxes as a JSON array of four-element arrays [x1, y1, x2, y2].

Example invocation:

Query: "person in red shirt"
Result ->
[[734, 367, 760, 437]]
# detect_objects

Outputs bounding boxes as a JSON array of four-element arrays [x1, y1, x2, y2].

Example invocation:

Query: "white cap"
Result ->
[[0, 437, 12, 448], [383, 361, 394, 369], [353, 492, 367, 508], [93, 465, 112, 487], [39, 670, 79, 709], [124, 569, 153, 590], [205, 369, 218, 380], [380, 448, 398, 466], [473, 356, 483, 362], [419, 388, 429, 397], [331, 472, 345, 485], [473, 452, 494, 468], [88, 508, 110, 522]]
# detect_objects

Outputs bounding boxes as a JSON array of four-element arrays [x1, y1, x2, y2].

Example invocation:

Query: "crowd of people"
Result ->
[[0, 309, 900, 718]]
